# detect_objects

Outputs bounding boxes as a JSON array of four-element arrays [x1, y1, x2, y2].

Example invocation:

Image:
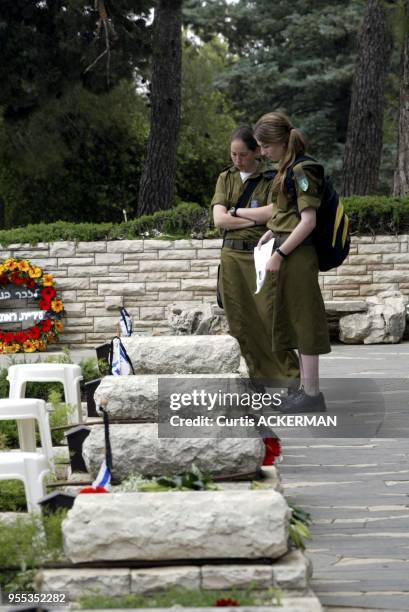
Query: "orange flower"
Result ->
[[54, 320, 64, 333], [29, 266, 42, 279], [42, 274, 54, 286], [51, 299, 64, 313]]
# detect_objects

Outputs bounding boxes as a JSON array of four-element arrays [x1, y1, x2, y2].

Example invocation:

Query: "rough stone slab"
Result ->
[[324, 301, 367, 314], [107, 240, 144, 253], [121, 335, 241, 374], [76, 241, 107, 253], [82, 423, 264, 480], [131, 567, 200, 594], [94, 374, 240, 420], [58, 257, 95, 266], [37, 568, 130, 599], [201, 565, 273, 590], [167, 302, 228, 335], [97, 282, 145, 296], [50, 242, 76, 257], [272, 550, 312, 590], [140, 260, 190, 272], [63, 490, 290, 563], [340, 290, 408, 344]]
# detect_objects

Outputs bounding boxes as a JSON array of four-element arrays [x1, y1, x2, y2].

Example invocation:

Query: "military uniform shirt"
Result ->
[[211, 161, 275, 240], [267, 163, 322, 234]]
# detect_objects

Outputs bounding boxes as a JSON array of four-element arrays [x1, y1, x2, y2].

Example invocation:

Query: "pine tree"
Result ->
[[342, 0, 393, 195], [138, 0, 183, 215], [184, 0, 364, 183], [393, 1, 409, 196]]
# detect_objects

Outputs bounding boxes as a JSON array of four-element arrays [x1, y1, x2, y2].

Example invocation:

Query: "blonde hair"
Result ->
[[253, 112, 306, 193]]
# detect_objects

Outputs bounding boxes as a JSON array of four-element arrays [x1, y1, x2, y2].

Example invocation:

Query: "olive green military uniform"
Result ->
[[211, 161, 300, 382], [267, 161, 331, 355]]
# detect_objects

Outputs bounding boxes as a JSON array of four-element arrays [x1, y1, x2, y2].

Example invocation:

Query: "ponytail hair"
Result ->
[[253, 112, 306, 193]]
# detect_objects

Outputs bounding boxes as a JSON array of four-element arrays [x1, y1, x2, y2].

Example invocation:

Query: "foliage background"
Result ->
[[0, 1, 402, 229]]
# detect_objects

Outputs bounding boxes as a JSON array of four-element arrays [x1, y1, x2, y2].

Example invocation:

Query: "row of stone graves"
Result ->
[[38, 335, 323, 611]]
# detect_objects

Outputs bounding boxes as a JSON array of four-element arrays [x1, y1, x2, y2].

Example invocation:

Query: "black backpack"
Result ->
[[285, 155, 350, 272]]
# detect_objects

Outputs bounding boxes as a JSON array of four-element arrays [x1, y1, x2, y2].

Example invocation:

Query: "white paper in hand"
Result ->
[[254, 237, 275, 294]]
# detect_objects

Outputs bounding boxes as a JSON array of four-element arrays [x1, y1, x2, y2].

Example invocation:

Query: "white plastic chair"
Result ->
[[0, 398, 53, 463], [7, 364, 83, 451], [0, 451, 50, 512]]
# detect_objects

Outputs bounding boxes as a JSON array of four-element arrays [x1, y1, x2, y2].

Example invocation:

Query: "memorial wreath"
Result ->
[[0, 258, 65, 353]]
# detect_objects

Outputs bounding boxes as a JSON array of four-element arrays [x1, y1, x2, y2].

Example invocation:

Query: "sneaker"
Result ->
[[278, 389, 327, 414]]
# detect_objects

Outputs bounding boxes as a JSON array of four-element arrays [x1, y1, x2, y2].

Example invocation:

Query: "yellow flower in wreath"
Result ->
[[55, 321, 64, 333], [18, 260, 30, 272], [43, 274, 54, 286], [4, 259, 18, 271], [4, 343, 20, 353], [29, 266, 42, 279], [51, 299, 64, 314], [23, 340, 37, 353]]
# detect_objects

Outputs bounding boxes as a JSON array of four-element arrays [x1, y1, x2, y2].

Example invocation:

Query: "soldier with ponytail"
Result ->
[[237, 112, 331, 412]]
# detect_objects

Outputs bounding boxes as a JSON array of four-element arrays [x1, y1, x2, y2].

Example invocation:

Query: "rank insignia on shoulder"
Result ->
[[294, 167, 309, 192]]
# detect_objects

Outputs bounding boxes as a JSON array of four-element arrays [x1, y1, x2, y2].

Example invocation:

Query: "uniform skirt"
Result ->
[[272, 244, 331, 355], [220, 246, 300, 382]]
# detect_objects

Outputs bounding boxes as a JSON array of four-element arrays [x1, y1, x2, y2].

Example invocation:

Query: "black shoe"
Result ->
[[278, 389, 327, 414]]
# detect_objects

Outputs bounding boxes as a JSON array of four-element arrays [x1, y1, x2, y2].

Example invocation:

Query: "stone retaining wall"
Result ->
[[0, 235, 408, 347]]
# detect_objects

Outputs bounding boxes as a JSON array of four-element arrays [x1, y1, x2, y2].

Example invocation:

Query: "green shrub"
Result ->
[[0, 480, 27, 511], [1, 196, 409, 244], [343, 195, 409, 235], [0, 202, 210, 245], [0, 510, 66, 591]]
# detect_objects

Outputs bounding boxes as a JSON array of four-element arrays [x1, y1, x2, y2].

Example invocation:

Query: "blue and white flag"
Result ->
[[119, 307, 133, 337], [92, 458, 111, 489], [111, 337, 132, 376]]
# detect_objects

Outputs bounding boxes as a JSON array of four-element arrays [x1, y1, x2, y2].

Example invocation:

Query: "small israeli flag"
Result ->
[[111, 337, 132, 376], [92, 458, 111, 489], [119, 307, 133, 337]]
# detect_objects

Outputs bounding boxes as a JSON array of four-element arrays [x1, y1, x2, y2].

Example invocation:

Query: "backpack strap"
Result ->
[[223, 174, 264, 242], [236, 175, 263, 210]]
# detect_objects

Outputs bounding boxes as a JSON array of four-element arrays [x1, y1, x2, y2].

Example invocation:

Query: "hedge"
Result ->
[[0, 197, 409, 246]]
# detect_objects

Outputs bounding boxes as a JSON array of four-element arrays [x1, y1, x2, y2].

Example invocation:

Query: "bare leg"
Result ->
[[299, 353, 319, 396]]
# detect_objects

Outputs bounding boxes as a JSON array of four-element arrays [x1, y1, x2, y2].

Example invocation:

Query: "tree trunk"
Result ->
[[393, 4, 409, 196], [138, 0, 182, 215], [341, 0, 392, 196]]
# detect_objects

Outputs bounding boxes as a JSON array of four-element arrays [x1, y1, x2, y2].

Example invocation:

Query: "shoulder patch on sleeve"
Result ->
[[293, 165, 309, 192]]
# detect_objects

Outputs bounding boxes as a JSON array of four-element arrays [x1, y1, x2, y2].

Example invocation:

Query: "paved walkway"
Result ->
[[280, 343, 409, 611]]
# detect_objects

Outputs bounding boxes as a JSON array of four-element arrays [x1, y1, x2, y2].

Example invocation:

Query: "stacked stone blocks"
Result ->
[[1, 236, 406, 346]]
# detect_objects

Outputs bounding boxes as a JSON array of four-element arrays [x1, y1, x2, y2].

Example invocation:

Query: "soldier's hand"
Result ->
[[266, 252, 282, 273], [257, 229, 273, 249]]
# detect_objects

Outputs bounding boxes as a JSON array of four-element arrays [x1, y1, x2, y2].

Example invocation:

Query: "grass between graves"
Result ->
[[0, 510, 67, 592], [78, 586, 282, 609]]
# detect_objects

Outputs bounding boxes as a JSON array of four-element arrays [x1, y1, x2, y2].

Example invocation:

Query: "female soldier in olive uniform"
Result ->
[[240, 112, 330, 411], [212, 126, 299, 384]]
